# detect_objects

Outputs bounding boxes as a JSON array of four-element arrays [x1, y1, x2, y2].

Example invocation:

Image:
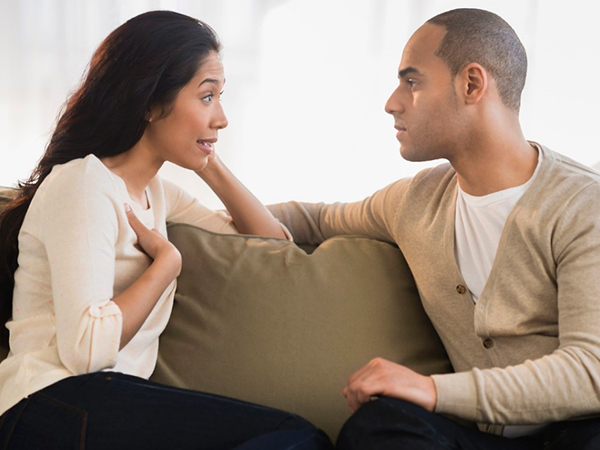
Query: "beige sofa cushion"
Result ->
[[151, 223, 451, 440]]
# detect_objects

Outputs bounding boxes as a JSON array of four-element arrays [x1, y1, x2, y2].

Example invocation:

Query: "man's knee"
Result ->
[[336, 397, 440, 449]]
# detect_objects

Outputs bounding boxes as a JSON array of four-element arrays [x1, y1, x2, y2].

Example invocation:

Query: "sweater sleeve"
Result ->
[[161, 178, 292, 239], [162, 179, 239, 234], [39, 162, 122, 375], [433, 183, 600, 425], [267, 180, 408, 245]]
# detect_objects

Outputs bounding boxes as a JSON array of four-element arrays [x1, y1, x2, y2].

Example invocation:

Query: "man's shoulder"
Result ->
[[546, 147, 599, 176], [413, 161, 455, 181], [395, 162, 456, 196], [524, 146, 600, 229], [386, 162, 455, 191], [378, 162, 456, 214], [539, 146, 600, 194]]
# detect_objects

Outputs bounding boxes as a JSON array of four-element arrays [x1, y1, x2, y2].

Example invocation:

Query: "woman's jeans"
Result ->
[[336, 397, 600, 450], [0, 372, 333, 450]]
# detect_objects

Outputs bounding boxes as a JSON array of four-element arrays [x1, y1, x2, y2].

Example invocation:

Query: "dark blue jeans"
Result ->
[[336, 397, 600, 450], [0, 372, 333, 450]]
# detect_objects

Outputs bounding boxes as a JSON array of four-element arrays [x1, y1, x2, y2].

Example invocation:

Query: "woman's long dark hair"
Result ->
[[0, 10, 221, 346]]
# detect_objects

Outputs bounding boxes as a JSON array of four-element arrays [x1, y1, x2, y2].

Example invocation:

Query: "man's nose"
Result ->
[[384, 86, 403, 116]]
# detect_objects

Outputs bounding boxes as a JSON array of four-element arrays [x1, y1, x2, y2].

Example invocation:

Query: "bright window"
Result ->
[[1, 0, 598, 209]]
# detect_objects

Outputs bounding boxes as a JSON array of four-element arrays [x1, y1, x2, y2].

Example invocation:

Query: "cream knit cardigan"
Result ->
[[0, 155, 238, 416]]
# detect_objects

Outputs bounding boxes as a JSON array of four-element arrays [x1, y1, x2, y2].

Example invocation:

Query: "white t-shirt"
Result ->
[[454, 149, 546, 438], [0, 154, 241, 416], [455, 151, 542, 303]]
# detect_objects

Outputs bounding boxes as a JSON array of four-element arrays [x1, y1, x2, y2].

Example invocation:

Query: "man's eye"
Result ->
[[407, 79, 417, 87]]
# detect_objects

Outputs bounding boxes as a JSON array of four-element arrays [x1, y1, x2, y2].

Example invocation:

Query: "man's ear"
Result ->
[[456, 63, 488, 105]]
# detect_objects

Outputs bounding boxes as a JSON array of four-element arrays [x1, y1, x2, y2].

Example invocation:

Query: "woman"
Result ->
[[0, 10, 332, 450]]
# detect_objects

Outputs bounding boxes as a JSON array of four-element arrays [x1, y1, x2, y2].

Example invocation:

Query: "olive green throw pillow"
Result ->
[[151, 223, 451, 440]]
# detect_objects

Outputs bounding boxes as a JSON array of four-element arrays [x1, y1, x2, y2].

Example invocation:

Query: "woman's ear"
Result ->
[[145, 109, 154, 123], [456, 63, 488, 105], [146, 105, 161, 123]]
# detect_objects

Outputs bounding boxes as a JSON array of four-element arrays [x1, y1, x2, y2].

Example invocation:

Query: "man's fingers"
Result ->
[[344, 358, 392, 412]]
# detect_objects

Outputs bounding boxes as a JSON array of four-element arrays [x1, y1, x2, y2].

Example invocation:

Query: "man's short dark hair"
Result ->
[[428, 8, 527, 112]]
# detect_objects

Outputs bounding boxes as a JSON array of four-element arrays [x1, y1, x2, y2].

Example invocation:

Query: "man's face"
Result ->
[[385, 24, 464, 163]]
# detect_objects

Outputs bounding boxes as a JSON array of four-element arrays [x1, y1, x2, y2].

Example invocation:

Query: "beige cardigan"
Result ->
[[269, 144, 600, 433]]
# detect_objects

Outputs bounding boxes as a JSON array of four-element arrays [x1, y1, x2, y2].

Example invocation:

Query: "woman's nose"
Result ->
[[213, 103, 228, 130]]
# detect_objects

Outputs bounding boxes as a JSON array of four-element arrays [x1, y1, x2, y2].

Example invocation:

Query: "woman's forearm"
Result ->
[[115, 207, 182, 350], [196, 156, 286, 239], [112, 252, 180, 350]]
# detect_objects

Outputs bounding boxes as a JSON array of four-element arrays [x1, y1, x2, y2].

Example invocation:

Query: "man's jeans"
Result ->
[[0, 372, 333, 450], [336, 397, 600, 450]]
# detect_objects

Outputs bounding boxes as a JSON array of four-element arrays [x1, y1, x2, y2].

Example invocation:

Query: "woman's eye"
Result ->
[[201, 91, 224, 103]]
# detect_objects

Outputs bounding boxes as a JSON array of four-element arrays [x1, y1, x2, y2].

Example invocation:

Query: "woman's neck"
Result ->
[[100, 143, 163, 206]]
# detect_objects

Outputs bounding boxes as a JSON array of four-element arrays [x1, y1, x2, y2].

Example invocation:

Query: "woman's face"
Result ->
[[144, 51, 228, 171]]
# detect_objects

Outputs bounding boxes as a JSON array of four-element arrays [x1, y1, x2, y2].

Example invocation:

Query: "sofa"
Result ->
[[0, 186, 452, 440]]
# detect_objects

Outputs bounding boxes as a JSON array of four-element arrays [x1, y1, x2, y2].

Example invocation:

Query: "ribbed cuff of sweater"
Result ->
[[432, 371, 479, 420]]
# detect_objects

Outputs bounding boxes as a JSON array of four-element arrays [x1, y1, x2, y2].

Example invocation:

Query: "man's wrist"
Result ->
[[424, 375, 438, 412]]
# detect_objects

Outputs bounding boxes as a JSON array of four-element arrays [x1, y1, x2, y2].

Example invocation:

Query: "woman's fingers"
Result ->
[[125, 204, 161, 259], [125, 203, 148, 237], [124, 204, 182, 274]]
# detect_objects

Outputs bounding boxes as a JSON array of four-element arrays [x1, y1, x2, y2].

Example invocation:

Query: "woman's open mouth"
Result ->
[[196, 140, 214, 155]]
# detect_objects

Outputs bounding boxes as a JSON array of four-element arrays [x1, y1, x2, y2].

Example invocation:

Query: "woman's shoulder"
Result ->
[[47, 154, 110, 183], [152, 176, 193, 209], [36, 155, 122, 206], [47, 154, 119, 188]]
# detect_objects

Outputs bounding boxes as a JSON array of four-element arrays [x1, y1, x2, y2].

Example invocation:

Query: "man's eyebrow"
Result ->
[[398, 67, 422, 79]]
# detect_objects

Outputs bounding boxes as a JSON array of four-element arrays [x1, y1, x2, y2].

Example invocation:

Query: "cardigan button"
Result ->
[[456, 284, 467, 294], [483, 338, 494, 349]]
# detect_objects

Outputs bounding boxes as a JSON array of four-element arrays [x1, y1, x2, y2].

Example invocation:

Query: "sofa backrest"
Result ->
[[0, 186, 452, 440]]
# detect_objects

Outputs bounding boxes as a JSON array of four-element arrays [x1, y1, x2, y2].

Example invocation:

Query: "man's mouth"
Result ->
[[394, 125, 406, 141]]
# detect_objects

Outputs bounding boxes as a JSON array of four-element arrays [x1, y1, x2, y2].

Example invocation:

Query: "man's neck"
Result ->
[[449, 114, 538, 196], [453, 141, 538, 196]]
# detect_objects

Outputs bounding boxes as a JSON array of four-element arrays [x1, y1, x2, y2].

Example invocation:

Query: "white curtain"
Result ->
[[1, 0, 598, 209]]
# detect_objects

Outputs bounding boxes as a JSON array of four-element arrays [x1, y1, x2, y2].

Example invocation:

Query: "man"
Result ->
[[269, 8, 600, 449]]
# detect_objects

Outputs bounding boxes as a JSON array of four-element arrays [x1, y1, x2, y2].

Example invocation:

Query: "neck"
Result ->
[[451, 113, 538, 196], [101, 139, 163, 205]]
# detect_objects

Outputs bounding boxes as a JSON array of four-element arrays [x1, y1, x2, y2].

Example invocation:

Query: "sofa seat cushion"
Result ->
[[151, 223, 451, 440]]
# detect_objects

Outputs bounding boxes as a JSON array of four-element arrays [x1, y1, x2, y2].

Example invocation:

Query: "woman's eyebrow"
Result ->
[[198, 78, 223, 87]]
